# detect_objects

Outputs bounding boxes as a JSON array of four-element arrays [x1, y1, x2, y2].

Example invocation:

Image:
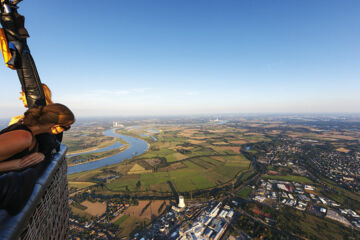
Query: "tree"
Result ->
[[136, 180, 141, 189]]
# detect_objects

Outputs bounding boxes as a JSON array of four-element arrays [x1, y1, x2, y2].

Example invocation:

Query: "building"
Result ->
[[209, 202, 221, 218], [113, 121, 124, 128], [178, 196, 186, 208], [326, 210, 351, 227]]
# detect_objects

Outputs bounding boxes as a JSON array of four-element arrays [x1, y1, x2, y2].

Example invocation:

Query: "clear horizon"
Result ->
[[2, 112, 360, 121], [1, 0, 359, 118]]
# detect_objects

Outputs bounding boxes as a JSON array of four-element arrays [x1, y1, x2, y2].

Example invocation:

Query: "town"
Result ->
[[252, 179, 359, 228]]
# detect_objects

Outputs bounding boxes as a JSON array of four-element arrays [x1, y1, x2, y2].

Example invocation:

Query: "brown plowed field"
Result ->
[[123, 200, 170, 219]]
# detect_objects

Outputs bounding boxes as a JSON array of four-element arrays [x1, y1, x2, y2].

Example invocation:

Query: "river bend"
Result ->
[[67, 128, 149, 175]]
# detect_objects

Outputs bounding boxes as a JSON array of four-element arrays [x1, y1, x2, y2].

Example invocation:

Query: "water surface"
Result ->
[[67, 129, 148, 175]]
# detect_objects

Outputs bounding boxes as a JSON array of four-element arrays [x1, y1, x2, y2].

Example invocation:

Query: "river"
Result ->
[[67, 128, 149, 175]]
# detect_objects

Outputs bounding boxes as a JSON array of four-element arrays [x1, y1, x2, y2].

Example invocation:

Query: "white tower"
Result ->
[[178, 195, 186, 208]]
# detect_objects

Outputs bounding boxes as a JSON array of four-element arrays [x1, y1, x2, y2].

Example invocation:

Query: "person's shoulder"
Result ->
[[13, 129, 32, 138], [0, 128, 33, 146]]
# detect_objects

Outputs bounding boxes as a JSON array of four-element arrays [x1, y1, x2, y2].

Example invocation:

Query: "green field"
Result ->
[[236, 187, 252, 199], [115, 215, 150, 238], [68, 168, 104, 182], [278, 206, 360, 240], [63, 127, 115, 153], [262, 174, 313, 184], [106, 155, 250, 193], [69, 125, 256, 194], [114, 215, 130, 225], [319, 177, 360, 209], [68, 181, 96, 189], [70, 204, 91, 219]]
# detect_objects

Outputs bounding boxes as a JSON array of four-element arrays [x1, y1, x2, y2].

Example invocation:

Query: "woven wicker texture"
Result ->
[[19, 158, 69, 240]]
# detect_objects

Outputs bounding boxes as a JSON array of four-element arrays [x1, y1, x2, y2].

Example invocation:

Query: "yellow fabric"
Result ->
[[8, 115, 24, 126], [0, 28, 15, 69]]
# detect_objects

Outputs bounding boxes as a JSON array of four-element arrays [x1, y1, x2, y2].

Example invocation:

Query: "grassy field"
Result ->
[[319, 177, 360, 210], [278, 206, 360, 240], [236, 187, 252, 199], [70, 204, 92, 219], [115, 215, 150, 239], [114, 214, 129, 225], [69, 124, 259, 194], [106, 155, 250, 193], [63, 125, 115, 153], [68, 181, 96, 189], [262, 174, 313, 184], [68, 168, 104, 182]]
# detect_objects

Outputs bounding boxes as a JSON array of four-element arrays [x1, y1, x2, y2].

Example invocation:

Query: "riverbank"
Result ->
[[67, 129, 149, 175], [67, 144, 129, 167], [67, 139, 119, 155]]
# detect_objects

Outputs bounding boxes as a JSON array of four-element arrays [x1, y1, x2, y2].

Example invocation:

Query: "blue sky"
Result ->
[[0, 0, 359, 117]]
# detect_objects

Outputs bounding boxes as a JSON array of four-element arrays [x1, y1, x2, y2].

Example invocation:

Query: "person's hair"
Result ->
[[23, 103, 75, 127], [42, 84, 53, 105], [21, 83, 53, 105]]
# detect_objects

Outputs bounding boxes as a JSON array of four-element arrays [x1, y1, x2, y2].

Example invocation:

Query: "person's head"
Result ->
[[19, 84, 53, 108], [23, 103, 75, 134]]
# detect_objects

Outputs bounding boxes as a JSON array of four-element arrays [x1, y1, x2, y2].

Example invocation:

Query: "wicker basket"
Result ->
[[19, 156, 69, 240]]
